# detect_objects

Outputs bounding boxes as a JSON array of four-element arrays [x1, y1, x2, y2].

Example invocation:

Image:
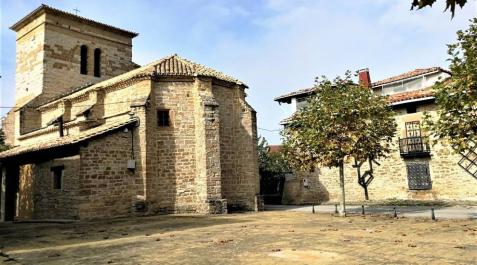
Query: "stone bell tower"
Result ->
[[10, 4, 138, 107]]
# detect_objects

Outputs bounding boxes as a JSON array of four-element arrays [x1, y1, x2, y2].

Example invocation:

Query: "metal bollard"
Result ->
[[431, 208, 436, 221], [312, 205, 315, 214], [393, 207, 397, 218], [334, 204, 338, 214], [361, 205, 365, 215]]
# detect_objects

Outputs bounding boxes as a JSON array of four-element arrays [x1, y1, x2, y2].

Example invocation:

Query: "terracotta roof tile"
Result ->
[[10, 4, 138, 37], [268, 145, 282, 153], [372, 67, 450, 87], [152, 54, 245, 85], [36, 54, 247, 109], [275, 67, 450, 103], [0, 118, 138, 159], [387, 88, 434, 104], [278, 88, 435, 126]]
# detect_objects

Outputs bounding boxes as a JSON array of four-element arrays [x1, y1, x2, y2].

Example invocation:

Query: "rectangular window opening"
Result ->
[[405, 121, 421, 138], [51, 166, 64, 190], [406, 162, 432, 190], [157, 110, 170, 127], [94, 48, 101, 77], [80, 45, 88, 75]]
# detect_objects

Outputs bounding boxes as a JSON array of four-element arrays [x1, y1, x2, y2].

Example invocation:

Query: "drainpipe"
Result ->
[[57, 116, 64, 137]]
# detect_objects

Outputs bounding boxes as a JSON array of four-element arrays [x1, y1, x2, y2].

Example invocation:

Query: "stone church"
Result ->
[[0, 5, 260, 221]]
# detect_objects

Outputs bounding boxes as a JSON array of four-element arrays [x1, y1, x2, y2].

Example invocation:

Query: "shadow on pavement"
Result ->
[[0, 214, 249, 251]]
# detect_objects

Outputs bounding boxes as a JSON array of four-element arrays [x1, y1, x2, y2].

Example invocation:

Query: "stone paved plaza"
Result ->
[[1, 211, 476, 264]]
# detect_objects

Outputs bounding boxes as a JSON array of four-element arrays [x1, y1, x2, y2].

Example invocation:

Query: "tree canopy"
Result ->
[[411, 0, 467, 17], [281, 72, 396, 215], [0, 128, 9, 152], [424, 18, 477, 152], [258, 136, 291, 179], [281, 72, 396, 171]]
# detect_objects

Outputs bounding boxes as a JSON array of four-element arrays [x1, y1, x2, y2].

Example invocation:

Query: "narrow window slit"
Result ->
[[94, 48, 101, 77], [80, 45, 88, 75], [51, 166, 64, 190]]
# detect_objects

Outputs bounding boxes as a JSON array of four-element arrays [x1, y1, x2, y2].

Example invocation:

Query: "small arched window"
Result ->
[[94, 48, 101, 77], [80, 45, 88, 75]]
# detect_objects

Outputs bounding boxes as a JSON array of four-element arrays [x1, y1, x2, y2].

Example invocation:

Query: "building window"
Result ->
[[157, 110, 170, 127], [80, 45, 88, 75], [51, 166, 64, 190], [405, 121, 421, 137], [406, 162, 432, 190], [94, 48, 101, 77]]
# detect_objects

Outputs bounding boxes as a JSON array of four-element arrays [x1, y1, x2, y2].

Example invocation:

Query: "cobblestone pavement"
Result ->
[[0, 211, 476, 264]]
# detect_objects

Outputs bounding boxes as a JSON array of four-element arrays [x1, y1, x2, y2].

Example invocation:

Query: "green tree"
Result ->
[[0, 128, 10, 152], [258, 136, 291, 179], [411, 0, 467, 17], [424, 18, 477, 152], [281, 72, 396, 216]]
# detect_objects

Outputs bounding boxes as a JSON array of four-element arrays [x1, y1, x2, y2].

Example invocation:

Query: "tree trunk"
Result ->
[[338, 161, 346, 217]]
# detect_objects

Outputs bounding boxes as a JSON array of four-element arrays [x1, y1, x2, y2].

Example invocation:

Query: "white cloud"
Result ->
[[2, 0, 476, 144], [207, 0, 477, 143]]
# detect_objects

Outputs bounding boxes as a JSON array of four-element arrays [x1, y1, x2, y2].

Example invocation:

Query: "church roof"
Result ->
[[151, 54, 246, 85], [0, 118, 138, 160], [10, 4, 138, 38], [38, 54, 247, 108]]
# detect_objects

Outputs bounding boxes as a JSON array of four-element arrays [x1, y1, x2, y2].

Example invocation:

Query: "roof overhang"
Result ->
[[274, 88, 316, 104], [372, 68, 451, 88], [10, 4, 138, 38], [0, 118, 138, 160], [389, 96, 435, 107]]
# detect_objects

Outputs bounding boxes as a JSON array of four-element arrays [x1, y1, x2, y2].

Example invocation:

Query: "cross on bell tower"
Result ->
[[73, 7, 80, 15]]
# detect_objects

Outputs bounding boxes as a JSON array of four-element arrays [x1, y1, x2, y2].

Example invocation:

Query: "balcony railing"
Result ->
[[399, 136, 431, 157]]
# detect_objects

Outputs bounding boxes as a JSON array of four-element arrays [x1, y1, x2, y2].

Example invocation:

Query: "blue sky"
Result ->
[[1, 0, 476, 144]]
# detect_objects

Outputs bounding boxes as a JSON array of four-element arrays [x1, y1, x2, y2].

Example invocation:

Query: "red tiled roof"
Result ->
[[372, 67, 450, 87], [275, 67, 450, 103], [387, 88, 434, 104], [0, 118, 138, 159], [268, 145, 282, 153], [34, 54, 247, 109]]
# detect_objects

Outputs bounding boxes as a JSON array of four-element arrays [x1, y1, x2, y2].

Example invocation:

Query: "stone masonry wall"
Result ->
[[285, 103, 477, 204], [214, 84, 259, 210], [13, 12, 135, 107], [281, 172, 324, 205], [77, 130, 137, 219], [14, 14, 46, 107], [12, 11, 136, 147], [1, 111, 15, 146], [194, 78, 225, 213], [149, 80, 199, 213], [16, 79, 150, 147], [17, 155, 81, 220], [42, 18, 134, 100]]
